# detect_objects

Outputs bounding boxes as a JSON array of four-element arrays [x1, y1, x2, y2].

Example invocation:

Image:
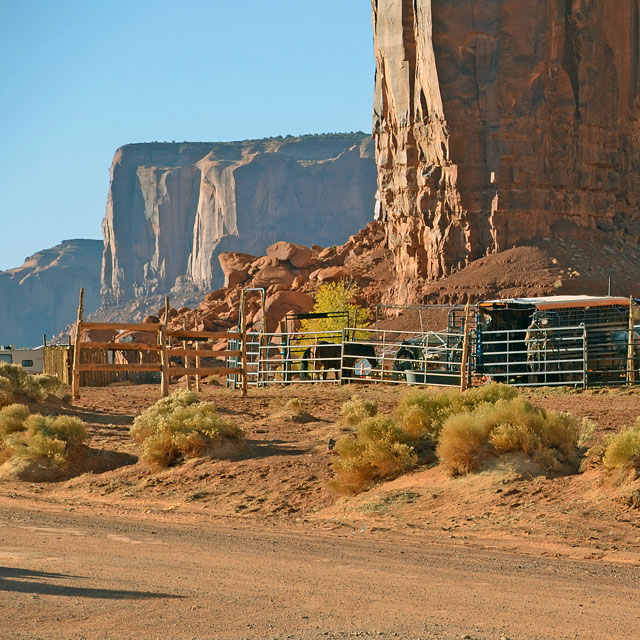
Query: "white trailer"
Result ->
[[0, 346, 44, 374]]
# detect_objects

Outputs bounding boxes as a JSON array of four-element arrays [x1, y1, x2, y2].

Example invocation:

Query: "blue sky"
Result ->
[[0, 1, 374, 271]]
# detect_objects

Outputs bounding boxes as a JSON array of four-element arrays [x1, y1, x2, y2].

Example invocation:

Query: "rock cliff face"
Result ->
[[0, 240, 102, 347], [102, 134, 377, 305], [372, 0, 640, 303]]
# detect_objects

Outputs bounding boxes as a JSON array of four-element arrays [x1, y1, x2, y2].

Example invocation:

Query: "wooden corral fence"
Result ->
[[70, 289, 248, 399], [44, 344, 159, 387]]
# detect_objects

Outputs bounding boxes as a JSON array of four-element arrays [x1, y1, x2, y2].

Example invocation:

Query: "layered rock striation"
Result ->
[[102, 134, 377, 305], [372, 0, 640, 303], [0, 240, 102, 347]]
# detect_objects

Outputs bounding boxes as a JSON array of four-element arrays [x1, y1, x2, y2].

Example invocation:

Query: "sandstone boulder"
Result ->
[[218, 252, 255, 289], [258, 291, 314, 333], [251, 265, 295, 290], [315, 266, 350, 283], [266, 241, 315, 269]]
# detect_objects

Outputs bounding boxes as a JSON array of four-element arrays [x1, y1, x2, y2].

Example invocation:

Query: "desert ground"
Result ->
[[1, 382, 640, 639]]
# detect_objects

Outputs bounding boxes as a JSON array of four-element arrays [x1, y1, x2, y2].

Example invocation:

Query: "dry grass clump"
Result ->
[[437, 397, 578, 476], [602, 419, 640, 470], [341, 395, 377, 426], [394, 384, 517, 440], [281, 398, 314, 423], [131, 390, 244, 469], [0, 364, 67, 406], [0, 403, 86, 469], [329, 415, 417, 495]]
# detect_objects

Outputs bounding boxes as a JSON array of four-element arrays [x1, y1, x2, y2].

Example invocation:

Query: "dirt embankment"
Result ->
[[1, 383, 639, 561]]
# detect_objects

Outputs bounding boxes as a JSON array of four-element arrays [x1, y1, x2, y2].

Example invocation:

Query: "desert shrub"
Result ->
[[131, 391, 243, 468], [0, 404, 86, 470], [33, 374, 65, 397], [329, 415, 417, 495], [437, 397, 578, 476], [435, 412, 487, 476], [578, 418, 597, 449], [394, 384, 517, 441], [341, 395, 377, 426], [130, 389, 199, 444], [602, 419, 640, 469], [0, 403, 30, 436], [0, 364, 68, 405]]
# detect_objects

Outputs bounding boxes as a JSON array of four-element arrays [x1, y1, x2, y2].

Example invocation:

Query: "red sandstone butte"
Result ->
[[372, 0, 640, 303]]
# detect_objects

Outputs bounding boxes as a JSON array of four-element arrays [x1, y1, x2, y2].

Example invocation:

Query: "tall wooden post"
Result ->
[[241, 291, 248, 397], [159, 296, 170, 397], [628, 297, 636, 383], [459, 301, 472, 392], [71, 288, 85, 400], [195, 342, 202, 392], [183, 319, 192, 391]]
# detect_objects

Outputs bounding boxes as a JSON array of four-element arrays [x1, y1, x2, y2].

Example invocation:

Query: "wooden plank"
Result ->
[[78, 363, 162, 372], [79, 341, 160, 351], [166, 348, 241, 358], [167, 329, 237, 340], [183, 319, 192, 392], [80, 321, 161, 333], [160, 296, 170, 397], [195, 342, 202, 392], [72, 289, 84, 399], [167, 367, 242, 377]]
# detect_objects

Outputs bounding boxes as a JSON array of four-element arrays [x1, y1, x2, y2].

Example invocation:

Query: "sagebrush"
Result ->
[[329, 415, 417, 495], [131, 390, 244, 468], [437, 397, 578, 476], [330, 384, 578, 493], [602, 418, 640, 470], [0, 364, 67, 407], [341, 395, 377, 426], [0, 403, 86, 469]]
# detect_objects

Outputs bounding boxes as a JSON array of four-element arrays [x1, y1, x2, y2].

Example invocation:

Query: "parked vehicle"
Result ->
[[0, 345, 44, 374]]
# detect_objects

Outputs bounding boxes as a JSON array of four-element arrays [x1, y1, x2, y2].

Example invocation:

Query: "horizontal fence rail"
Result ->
[[70, 288, 248, 399]]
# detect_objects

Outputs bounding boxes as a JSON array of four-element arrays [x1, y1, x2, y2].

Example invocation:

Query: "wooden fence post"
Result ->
[[241, 292, 248, 397], [72, 288, 85, 400], [183, 319, 192, 391], [195, 342, 202, 392], [460, 301, 472, 392], [159, 296, 170, 397], [628, 297, 636, 383]]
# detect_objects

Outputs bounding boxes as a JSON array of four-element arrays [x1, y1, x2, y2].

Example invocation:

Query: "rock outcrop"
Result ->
[[0, 240, 102, 347], [372, 0, 640, 303], [102, 134, 377, 305], [161, 222, 387, 337]]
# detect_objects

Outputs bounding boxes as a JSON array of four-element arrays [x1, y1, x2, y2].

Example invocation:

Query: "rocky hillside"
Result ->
[[101, 133, 377, 306], [372, 0, 640, 304], [0, 240, 102, 347]]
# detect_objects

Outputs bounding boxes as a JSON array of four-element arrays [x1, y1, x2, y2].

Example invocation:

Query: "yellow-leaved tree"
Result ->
[[299, 280, 371, 341]]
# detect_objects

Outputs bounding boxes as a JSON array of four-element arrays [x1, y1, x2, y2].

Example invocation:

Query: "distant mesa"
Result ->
[[0, 239, 102, 347], [101, 133, 377, 306]]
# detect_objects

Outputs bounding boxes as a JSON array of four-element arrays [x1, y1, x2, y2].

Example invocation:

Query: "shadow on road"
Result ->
[[0, 566, 183, 599]]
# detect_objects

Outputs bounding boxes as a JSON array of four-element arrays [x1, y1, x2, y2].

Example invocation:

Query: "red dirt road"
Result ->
[[1, 500, 639, 640]]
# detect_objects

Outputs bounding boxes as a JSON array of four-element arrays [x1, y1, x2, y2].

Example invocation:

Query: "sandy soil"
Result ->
[[1, 382, 640, 639]]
